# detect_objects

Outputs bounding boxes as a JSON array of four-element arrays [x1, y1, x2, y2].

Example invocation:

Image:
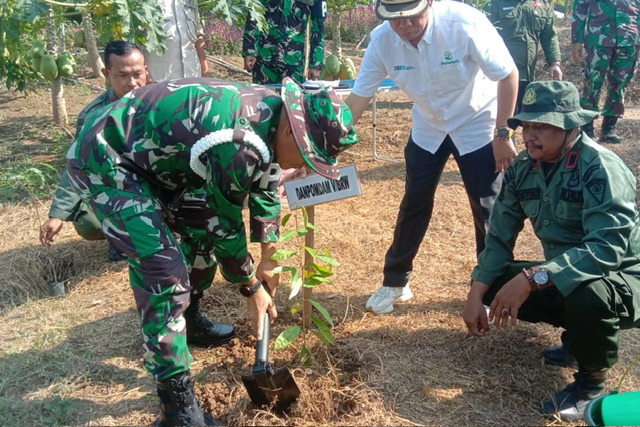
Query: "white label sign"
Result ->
[[283, 164, 362, 209]]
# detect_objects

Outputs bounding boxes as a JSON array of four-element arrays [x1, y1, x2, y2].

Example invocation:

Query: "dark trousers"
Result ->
[[382, 136, 502, 287], [482, 262, 640, 370]]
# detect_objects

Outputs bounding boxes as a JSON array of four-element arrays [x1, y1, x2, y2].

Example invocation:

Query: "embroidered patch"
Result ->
[[583, 164, 601, 182], [516, 188, 541, 201], [523, 87, 537, 105], [568, 171, 580, 187], [565, 152, 579, 169], [560, 188, 583, 202], [586, 178, 606, 204]]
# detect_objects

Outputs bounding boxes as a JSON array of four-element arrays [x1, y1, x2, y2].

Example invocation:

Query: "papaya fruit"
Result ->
[[338, 57, 356, 80], [57, 54, 74, 77], [325, 54, 341, 76], [40, 54, 59, 81], [73, 30, 85, 48], [319, 67, 332, 81], [31, 40, 46, 59], [32, 55, 42, 73]]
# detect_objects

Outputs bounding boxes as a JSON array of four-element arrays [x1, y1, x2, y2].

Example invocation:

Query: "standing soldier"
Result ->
[[572, 0, 640, 143], [242, 0, 327, 84], [488, 0, 563, 114]]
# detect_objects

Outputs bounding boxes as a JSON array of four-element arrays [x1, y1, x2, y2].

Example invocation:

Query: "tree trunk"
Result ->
[[47, 10, 67, 126], [82, 12, 104, 80], [335, 14, 342, 58]]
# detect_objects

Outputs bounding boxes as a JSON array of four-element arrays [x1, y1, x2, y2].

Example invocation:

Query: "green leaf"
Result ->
[[270, 248, 297, 261], [274, 325, 301, 349], [301, 344, 313, 366], [279, 229, 298, 243], [310, 299, 334, 327], [311, 315, 335, 345], [308, 262, 333, 277], [281, 212, 292, 227], [316, 254, 340, 267], [303, 245, 319, 259], [288, 273, 302, 299], [297, 226, 309, 237]]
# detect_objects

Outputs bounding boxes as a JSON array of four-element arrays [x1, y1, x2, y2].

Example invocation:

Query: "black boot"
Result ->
[[542, 330, 577, 368], [184, 293, 236, 348], [582, 120, 596, 140], [156, 371, 219, 427], [599, 116, 622, 143], [541, 366, 608, 422]]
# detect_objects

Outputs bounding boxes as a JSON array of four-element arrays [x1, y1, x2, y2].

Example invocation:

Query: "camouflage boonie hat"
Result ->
[[507, 81, 600, 131], [281, 77, 359, 180]]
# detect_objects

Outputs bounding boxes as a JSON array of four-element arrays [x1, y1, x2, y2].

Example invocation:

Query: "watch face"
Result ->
[[239, 285, 254, 297], [497, 128, 511, 139], [533, 270, 549, 285]]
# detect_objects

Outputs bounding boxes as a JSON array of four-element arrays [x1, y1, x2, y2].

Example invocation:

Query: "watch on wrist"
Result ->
[[523, 267, 551, 291], [239, 280, 262, 298], [494, 126, 515, 140]]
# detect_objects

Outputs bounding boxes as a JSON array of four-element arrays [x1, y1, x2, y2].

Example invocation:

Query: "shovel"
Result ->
[[241, 312, 301, 413]]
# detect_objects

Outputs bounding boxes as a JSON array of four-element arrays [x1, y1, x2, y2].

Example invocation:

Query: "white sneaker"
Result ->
[[365, 285, 414, 314]]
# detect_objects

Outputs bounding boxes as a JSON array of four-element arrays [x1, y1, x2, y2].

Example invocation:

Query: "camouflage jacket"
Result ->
[[572, 0, 640, 48], [488, 0, 561, 81], [242, 0, 326, 71], [49, 88, 116, 222], [67, 78, 283, 282]]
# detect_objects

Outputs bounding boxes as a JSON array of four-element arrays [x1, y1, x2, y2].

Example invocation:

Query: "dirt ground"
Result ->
[[1, 22, 640, 427]]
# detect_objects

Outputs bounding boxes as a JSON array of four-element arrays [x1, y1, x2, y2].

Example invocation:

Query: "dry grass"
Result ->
[[1, 22, 640, 426]]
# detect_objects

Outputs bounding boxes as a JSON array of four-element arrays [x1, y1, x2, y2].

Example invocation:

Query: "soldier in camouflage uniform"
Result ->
[[66, 77, 358, 426], [572, 0, 640, 143], [40, 41, 149, 261], [242, 0, 327, 84]]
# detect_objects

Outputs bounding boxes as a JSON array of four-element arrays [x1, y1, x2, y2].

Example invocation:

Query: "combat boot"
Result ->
[[156, 371, 219, 427], [582, 120, 596, 140], [542, 330, 577, 368], [599, 116, 622, 144], [184, 293, 236, 348], [541, 366, 608, 422]]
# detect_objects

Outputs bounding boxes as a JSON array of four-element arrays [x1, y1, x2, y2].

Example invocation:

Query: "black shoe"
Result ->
[[582, 120, 596, 140], [184, 293, 236, 348], [542, 331, 577, 368], [107, 244, 127, 262], [599, 116, 621, 144], [541, 368, 607, 422], [156, 371, 219, 427], [185, 313, 236, 348]]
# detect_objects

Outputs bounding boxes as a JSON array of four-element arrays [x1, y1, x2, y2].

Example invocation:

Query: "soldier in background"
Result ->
[[242, 0, 327, 84], [40, 41, 148, 261], [488, 0, 563, 114], [572, 0, 640, 143]]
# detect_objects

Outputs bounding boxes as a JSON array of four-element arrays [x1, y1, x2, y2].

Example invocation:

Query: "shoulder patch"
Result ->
[[586, 178, 606, 204]]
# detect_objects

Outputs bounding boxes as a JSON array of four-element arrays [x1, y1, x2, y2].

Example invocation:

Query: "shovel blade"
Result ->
[[241, 367, 300, 413]]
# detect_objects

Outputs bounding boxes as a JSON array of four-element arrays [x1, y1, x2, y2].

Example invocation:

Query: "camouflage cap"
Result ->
[[281, 77, 359, 180], [507, 81, 600, 131]]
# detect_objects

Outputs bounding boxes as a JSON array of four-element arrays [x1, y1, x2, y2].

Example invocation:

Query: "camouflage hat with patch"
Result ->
[[281, 77, 359, 180], [507, 81, 600, 131]]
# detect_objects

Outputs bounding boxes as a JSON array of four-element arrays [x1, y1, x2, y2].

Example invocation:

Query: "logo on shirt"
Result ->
[[441, 50, 460, 66], [393, 65, 416, 71]]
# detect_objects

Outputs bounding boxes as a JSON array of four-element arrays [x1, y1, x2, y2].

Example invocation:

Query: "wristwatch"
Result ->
[[494, 126, 515, 140], [522, 267, 551, 291], [239, 280, 262, 298]]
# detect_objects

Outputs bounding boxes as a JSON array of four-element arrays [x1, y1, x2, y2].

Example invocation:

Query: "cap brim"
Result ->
[[507, 110, 600, 130], [281, 77, 340, 180], [376, 0, 429, 20]]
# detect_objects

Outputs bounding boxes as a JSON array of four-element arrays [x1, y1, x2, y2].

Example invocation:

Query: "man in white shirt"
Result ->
[[146, 0, 209, 81], [346, 0, 518, 314]]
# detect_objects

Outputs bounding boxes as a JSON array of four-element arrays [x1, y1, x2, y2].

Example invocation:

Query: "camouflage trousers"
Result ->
[[251, 58, 305, 85], [68, 166, 218, 381], [581, 44, 639, 117]]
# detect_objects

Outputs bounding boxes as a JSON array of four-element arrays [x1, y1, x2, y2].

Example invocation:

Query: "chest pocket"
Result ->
[[555, 200, 583, 230]]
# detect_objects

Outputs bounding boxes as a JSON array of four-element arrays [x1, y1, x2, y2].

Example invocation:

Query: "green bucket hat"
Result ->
[[507, 81, 600, 131], [281, 77, 359, 180]]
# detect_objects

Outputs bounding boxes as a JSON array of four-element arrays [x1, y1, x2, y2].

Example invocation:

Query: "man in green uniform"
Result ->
[[66, 77, 358, 426], [488, 0, 562, 113], [39, 40, 149, 261], [462, 81, 640, 422], [242, 0, 327, 84], [572, 0, 640, 143]]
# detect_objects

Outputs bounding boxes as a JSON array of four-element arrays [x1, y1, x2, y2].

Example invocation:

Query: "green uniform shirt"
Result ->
[[472, 136, 640, 296], [489, 0, 561, 81]]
